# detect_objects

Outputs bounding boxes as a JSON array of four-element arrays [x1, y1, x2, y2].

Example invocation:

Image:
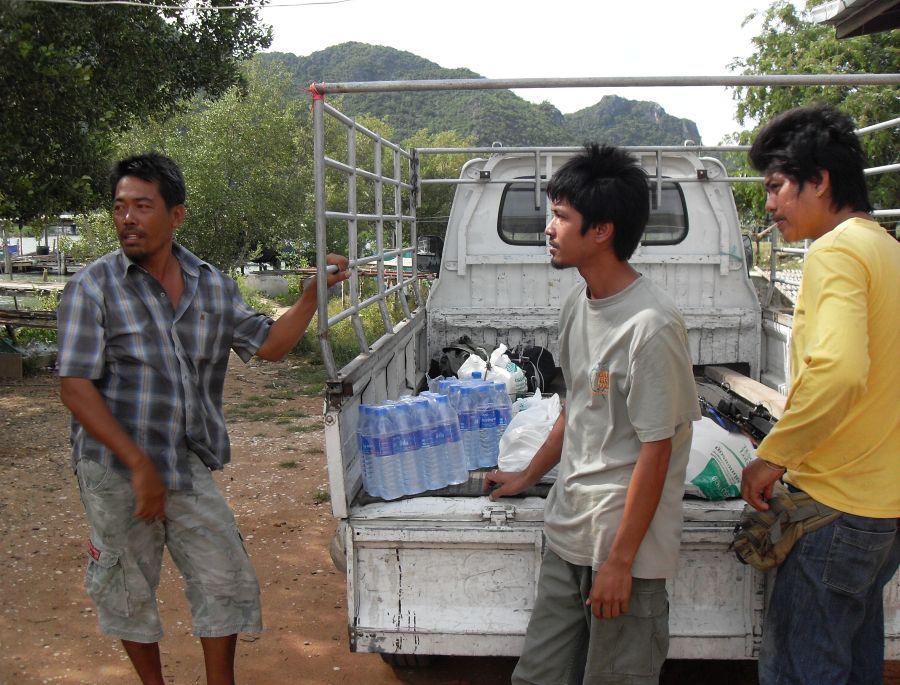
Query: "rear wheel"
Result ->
[[379, 653, 434, 668]]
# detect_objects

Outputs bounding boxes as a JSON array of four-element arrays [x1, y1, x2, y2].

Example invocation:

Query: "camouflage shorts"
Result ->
[[76, 453, 262, 643]]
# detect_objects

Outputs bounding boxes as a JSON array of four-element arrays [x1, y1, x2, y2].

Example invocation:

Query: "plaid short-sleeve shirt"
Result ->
[[57, 244, 273, 490]]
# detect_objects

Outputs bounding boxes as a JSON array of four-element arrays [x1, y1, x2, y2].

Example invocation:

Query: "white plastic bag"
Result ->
[[457, 352, 487, 380], [498, 393, 562, 482], [488, 344, 528, 397], [684, 417, 756, 500]]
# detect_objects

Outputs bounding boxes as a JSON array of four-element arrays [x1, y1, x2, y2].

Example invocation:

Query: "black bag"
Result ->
[[510, 345, 557, 393], [428, 335, 488, 379]]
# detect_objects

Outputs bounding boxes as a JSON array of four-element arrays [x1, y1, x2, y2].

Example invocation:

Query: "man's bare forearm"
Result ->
[[255, 287, 317, 361]]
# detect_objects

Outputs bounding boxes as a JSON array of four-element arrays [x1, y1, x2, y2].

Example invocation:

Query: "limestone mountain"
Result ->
[[256, 42, 701, 146]]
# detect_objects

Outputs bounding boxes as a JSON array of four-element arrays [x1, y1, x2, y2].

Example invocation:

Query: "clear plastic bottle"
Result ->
[[447, 383, 462, 411], [475, 383, 499, 468], [370, 406, 405, 500], [393, 400, 423, 496], [456, 385, 481, 471], [415, 394, 446, 490], [404, 396, 442, 492], [434, 392, 468, 484], [493, 381, 513, 444], [357, 404, 378, 497]]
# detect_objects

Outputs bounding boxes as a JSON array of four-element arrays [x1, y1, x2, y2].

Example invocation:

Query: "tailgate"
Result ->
[[670, 499, 765, 659], [345, 497, 545, 656]]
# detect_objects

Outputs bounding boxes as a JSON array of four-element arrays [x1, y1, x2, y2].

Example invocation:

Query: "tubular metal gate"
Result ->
[[310, 73, 899, 390]]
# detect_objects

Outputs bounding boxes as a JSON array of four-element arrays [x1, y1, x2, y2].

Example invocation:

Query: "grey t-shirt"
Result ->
[[544, 276, 700, 578]]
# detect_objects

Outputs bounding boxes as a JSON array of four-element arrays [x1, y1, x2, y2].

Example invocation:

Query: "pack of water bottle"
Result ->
[[356, 373, 513, 500], [433, 373, 513, 471], [357, 391, 469, 500]]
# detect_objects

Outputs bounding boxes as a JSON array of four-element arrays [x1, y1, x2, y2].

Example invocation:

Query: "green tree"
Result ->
[[116, 62, 311, 272], [0, 0, 271, 226], [61, 211, 120, 265], [729, 0, 899, 228]]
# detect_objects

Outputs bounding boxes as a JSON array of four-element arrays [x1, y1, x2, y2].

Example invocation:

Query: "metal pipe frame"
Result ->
[[346, 126, 370, 358], [416, 145, 750, 155], [322, 101, 413, 159], [314, 99, 423, 381], [312, 76, 897, 377], [309, 73, 900, 95]]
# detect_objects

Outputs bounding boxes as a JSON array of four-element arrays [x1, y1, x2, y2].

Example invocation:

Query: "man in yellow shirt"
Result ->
[[741, 104, 899, 685]]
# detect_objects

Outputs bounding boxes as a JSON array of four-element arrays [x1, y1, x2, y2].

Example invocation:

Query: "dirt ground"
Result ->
[[1, 356, 897, 685]]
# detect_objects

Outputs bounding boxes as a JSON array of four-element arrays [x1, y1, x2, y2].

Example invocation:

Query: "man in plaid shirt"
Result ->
[[57, 153, 348, 684]]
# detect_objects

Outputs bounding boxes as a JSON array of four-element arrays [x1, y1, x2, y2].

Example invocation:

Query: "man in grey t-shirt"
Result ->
[[486, 144, 699, 685]]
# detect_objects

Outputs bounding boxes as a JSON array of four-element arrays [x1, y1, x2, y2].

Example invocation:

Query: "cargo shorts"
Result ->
[[76, 452, 262, 643]]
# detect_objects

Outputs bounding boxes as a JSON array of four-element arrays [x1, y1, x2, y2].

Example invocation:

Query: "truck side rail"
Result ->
[[312, 99, 424, 398]]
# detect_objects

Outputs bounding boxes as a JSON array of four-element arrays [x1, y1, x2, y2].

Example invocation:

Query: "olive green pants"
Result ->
[[512, 548, 668, 685]]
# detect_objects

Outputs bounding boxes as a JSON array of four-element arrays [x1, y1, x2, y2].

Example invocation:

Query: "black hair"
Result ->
[[749, 104, 871, 213], [546, 143, 649, 261], [110, 153, 186, 209]]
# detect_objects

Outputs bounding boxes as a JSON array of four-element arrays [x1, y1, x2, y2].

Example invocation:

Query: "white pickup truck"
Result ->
[[306, 83, 899, 665]]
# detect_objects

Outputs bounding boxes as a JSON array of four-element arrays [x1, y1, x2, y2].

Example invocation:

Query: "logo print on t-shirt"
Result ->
[[590, 361, 610, 396]]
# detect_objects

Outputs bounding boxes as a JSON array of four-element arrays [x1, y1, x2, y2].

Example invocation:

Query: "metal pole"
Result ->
[[856, 117, 900, 135], [408, 151, 421, 306], [312, 97, 337, 380], [346, 126, 369, 355], [374, 136, 393, 334], [2, 227, 11, 278], [310, 73, 900, 96]]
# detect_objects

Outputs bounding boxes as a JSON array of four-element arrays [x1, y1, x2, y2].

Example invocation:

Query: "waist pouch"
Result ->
[[730, 482, 841, 572]]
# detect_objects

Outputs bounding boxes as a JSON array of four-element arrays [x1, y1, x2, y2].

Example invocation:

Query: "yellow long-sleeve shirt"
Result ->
[[756, 217, 900, 517]]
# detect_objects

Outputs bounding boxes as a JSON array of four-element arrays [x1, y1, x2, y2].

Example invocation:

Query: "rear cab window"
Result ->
[[498, 177, 688, 246]]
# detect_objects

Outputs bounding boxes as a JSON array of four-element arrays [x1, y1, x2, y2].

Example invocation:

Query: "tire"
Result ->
[[329, 525, 347, 573], [379, 653, 434, 668]]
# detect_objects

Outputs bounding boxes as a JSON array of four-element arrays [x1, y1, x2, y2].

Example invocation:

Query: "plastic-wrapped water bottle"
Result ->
[[456, 385, 480, 471], [357, 404, 378, 497], [436, 377, 455, 394], [413, 394, 445, 490], [493, 381, 513, 443], [438, 377, 461, 406], [370, 406, 405, 500], [475, 383, 499, 468], [393, 401, 423, 495], [447, 382, 462, 412], [434, 392, 468, 484], [402, 396, 440, 492]]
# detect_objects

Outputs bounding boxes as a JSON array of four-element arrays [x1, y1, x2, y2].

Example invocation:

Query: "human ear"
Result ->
[[812, 170, 830, 198], [593, 222, 614, 244], [170, 204, 186, 229]]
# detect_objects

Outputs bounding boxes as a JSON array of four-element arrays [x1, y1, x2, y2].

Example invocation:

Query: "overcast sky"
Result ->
[[260, 0, 785, 144]]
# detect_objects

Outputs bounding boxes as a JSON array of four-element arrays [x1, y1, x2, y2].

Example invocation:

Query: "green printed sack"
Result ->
[[684, 417, 755, 500]]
